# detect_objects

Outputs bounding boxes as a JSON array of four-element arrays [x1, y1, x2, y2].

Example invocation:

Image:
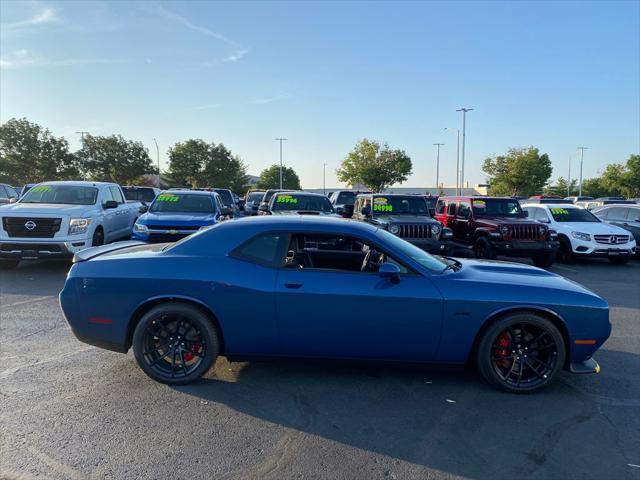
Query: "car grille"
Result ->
[[594, 234, 629, 245], [146, 225, 201, 231], [148, 233, 192, 243], [510, 225, 540, 240], [0, 243, 63, 253], [2, 217, 62, 238], [398, 224, 432, 239]]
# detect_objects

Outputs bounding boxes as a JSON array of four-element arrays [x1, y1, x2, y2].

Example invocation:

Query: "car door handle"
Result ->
[[284, 283, 303, 289]]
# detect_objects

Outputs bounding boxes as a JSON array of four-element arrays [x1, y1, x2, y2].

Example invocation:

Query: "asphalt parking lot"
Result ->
[[1, 257, 639, 480]]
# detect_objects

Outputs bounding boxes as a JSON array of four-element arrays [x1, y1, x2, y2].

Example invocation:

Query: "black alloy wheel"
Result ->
[[477, 313, 565, 393], [133, 303, 219, 385], [92, 228, 104, 247], [557, 238, 575, 264], [532, 252, 555, 269], [474, 237, 496, 260]]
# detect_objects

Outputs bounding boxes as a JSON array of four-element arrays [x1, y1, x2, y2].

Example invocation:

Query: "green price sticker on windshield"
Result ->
[[550, 208, 568, 215], [31, 185, 52, 193], [373, 204, 392, 212], [277, 195, 298, 204], [473, 200, 486, 207], [157, 194, 179, 202]]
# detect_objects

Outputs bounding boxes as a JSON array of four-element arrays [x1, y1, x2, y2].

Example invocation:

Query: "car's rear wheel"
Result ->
[[557, 237, 575, 264], [532, 251, 555, 268], [0, 259, 20, 269], [476, 313, 565, 393], [474, 237, 496, 260], [609, 256, 630, 264], [132, 303, 219, 385]]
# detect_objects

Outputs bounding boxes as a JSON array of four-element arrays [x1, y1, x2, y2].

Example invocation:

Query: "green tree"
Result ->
[[482, 147, 552, 196], [580, 177, 608, 198], [165, 139, 248, 191], [256, 164, 301, 190], [624, 154, 640, 197], [0, 117, 79, 184], [78, 134, 156, 184], [337, 139, 412, 192], [544, 177, 577, 197]]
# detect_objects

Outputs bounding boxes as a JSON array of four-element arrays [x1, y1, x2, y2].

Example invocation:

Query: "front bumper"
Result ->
[[403, 237, 452, 254], [569, 357, 601, 374], [491, 239, 559, 256], [0, 238, 91, 259], [132, 228, 200, 243]]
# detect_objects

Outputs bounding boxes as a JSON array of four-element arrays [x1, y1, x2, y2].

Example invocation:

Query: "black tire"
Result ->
[[609, 256, 630, 264], [92, 227, 104, 247], [558, 237, 575, 264], [532, 252, 555, 269], [132, 302, 219, 385], [476, 313, 565, 393], [474, 236, 496, 260], [0, 259, 20, 269]]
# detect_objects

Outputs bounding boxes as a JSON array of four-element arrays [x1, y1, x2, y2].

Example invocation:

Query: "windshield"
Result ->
[[247, 192, 265, 203], [472, 199, 523, 217], [549, 207, 600, 222], [213, 189, 234, 206], [272, 194, 334, 212], [21, 185, 98, 205], [376, 229, 447, 272], [150, 193, 214, 213], [123, 188, 156, 203], [372, 196, 428, 215], [336, 192, 356, 204]]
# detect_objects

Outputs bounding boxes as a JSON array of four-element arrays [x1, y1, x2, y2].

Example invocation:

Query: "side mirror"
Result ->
[[361, 206, 371, 217], [258, 203, 269, 212], [103, 200, 118, 209], [378, 262, 400, 283], [523, 211, 529, 217], [139, 204, 149, 214], [9, 197, 17, 203], [220, 207, 232, 216]]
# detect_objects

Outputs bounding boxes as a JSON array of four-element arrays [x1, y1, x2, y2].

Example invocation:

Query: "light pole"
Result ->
[[274, 138, 288, 189], [445, 127, 460, 194], [456, 108, 473, 195], [76, 131, 89, 180], [433, 143, 444, 190], [323, 163, 327, 195], [567, 155, 572, 197], [153, 138, 160, 188], [577, 147, 588, 197]]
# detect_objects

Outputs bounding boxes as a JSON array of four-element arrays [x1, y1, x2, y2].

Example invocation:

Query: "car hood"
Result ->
[[474, 216, 536, 226], [553, 222, 630, 235], [0, 202, 94, 217], [372, 215, 438, 224], [140, 211, 216, 225]]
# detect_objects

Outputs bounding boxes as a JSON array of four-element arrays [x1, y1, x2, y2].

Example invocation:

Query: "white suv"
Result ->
[[522, 203, 636, 264]]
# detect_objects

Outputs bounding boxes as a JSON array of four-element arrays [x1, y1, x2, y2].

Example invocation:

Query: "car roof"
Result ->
[[37, 181, 116, 187], [274, 191, 328, 198], [232, 214, 379, 232], [160, 189, 216, 196], [526, 203, 580, 209], [438, 195, 513, 200]]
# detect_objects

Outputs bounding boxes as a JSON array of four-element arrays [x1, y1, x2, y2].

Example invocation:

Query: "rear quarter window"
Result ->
[[231, 233, 288, 267]]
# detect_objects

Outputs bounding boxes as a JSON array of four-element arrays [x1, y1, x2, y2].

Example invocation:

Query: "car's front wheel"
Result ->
[[474, 237, 496, 260], [476, 313, 565, 393], [132, 303, 219, 385], [532, 252, 555, 268]]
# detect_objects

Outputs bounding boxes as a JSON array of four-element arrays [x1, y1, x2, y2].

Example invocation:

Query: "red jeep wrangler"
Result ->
[[434, 196, 559, 268]]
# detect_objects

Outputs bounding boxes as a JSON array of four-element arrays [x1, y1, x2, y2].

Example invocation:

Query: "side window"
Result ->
[[215, 195, 224, 211], [436, 200, 446, 215], [110, 186, 125, 204], [607, 207, 628, 221], [447, 202, 457, 216], [0, 186, 7, 198], [102, 187, 115, 205], [457, 201, 470, 218], [534, 208, 550, 223], [231, 233, 288, 267]]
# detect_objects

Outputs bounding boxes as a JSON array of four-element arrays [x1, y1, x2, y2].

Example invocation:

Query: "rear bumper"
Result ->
[[0, 238, 91, 259], [569, 357, 601, 374]]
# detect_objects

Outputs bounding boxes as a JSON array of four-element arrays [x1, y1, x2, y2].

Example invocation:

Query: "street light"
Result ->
[[76, 131, 89, 180], [445, 127, 460, 195], [153, 138, 160, 188], [323, 163, 327, 195], [433, 143, 444, 190], [456, 108, 473, 194], [577, 147, 588, 197], [274, 138, 288, 189]]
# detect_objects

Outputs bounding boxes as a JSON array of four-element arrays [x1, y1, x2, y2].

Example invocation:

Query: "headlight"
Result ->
[[68, 218, 92, 235], [500, 226, 510, 236], [538, 225, 547, 237], [442, 228, 453, 238], [134, 222, 148, 233], [430, 224, 441, 237], [389, 225, 400, 235], [571, 231, 591, 241]]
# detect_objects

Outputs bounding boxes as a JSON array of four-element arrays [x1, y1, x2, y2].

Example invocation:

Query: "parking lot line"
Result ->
[[0, 295, 53, 309]]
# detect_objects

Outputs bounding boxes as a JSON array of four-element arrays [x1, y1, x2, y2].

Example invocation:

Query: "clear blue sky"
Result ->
[[1, 1, 638, 189]]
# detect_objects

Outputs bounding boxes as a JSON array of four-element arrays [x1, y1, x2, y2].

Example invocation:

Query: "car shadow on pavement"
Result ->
[[171, 349, 640, 479]]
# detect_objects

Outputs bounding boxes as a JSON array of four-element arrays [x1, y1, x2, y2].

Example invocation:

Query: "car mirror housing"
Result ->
[[258, 203, 269, 211], [378, 262, 401, 283], [103, 200, 118, 209], [139, 204, 149, 214]]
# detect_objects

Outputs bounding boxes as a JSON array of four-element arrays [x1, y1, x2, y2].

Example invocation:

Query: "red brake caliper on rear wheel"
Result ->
[[183, 342, 201, 362], [495, 332, 511, 367]]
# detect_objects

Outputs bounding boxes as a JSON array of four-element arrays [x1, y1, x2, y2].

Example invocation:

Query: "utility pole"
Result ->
[[567, 156, 571, 197], [433, 143, 444, 190], [577, 147, 588, 197], [274, 138, 288, 189], [153, 138, 160, 188], [445, 128, 460, 195], [323, 163, 327, 195], [76, 131, 89, 180], [456, 108, 473, 195]]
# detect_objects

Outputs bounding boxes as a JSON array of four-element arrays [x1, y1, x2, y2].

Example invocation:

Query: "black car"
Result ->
[[593, 204, 640, 251], [351, 193, 452, 254], [262, 191, 339, 216], [122, 186, 160, 204], [329, 190, 371, 218], [258, 189, 298, 214], [244, 190, 266, 216]]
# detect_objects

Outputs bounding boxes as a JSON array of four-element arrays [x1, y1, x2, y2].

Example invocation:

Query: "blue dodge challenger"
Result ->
[[59, 216, 611, 393]]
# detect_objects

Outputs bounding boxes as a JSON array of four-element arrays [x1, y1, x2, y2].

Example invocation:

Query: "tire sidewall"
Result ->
[[476, 313, 566, 393], [92, 228, 104, 247], [132, 303, 219, 385], [475, 237, 496, 260]]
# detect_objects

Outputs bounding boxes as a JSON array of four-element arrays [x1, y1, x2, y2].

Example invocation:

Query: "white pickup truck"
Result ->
[[0, 181, 143, 269]]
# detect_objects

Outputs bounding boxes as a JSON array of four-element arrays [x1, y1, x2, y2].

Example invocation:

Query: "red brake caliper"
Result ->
[[183, 342, 201, 362], [495, 332, 511, 367]]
